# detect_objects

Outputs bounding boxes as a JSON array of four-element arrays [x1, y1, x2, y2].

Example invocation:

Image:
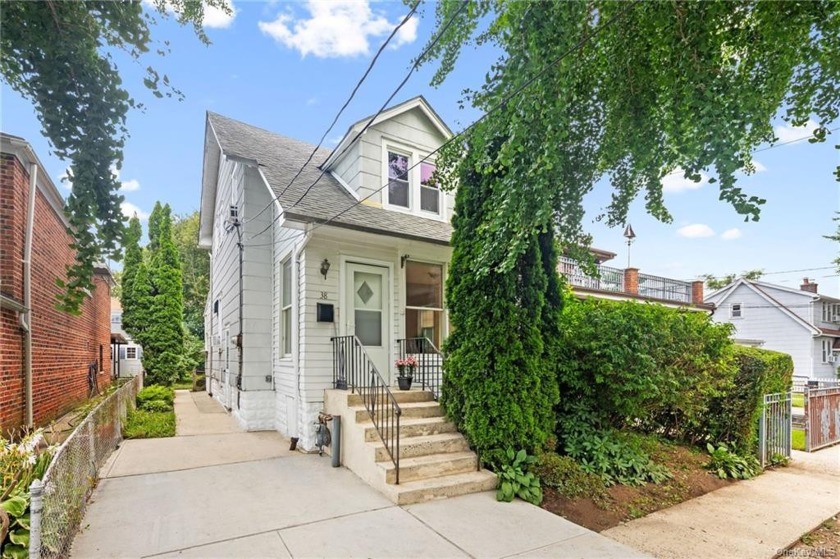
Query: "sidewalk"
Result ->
[[71, 390, 647, 558], [604, 446, 840, 559]]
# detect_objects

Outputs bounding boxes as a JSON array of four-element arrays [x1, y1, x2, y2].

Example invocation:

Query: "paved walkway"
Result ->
[[604, 446, 840, 559], [72, 391, 646, 558]]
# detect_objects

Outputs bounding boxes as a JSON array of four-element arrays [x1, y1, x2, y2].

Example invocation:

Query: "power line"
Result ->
[[245, 0, 641, 244], [763, 266, 836, 276], [242, 0, 421, 226]]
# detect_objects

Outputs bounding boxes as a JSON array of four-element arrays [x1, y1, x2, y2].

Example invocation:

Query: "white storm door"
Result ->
[[346, 262, 390, 383]]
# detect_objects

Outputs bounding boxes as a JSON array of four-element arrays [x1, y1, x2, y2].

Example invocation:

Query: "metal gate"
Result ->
[[804, 386, 840, 451], [758, 392, 792, 467]]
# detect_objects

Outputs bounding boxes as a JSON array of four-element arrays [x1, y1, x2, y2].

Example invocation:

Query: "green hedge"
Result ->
[[555, 297, 736, 442], [702, 345, 793, 451]]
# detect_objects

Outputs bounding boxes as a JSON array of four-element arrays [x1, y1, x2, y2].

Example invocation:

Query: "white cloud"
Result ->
[[121, 202, 149, 221], [774, 119, 819, 143], [328, 135, 343, 145], [58, 168, 72, 190], [203, 0, 237, 28], [677, 224, 715, 238], [720, 228, 742, 241], [120, 179, 141, 192], [751, 159, 767, 173], [259, 1, 419, 58], [306, 97, 318, 106], [661, 168, 708, 193]]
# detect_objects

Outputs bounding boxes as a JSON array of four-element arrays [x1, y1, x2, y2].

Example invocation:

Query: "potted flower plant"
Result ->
[[395, 356, 417, 390]]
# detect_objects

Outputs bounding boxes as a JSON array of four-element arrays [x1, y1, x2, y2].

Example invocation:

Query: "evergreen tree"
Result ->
[[172, 212, 209, 338], [441, 132, 561, 466], [120, 215, 143, 340], [147, 201, 170, 253], [143, 204, 185, 385], [131, 258, 154, 349]]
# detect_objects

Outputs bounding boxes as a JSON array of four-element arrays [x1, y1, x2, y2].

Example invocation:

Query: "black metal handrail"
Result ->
[[331, 335, 402, 484], [397, 337, 444, 400]]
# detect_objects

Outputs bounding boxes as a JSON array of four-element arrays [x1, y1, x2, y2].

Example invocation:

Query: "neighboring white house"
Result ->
[[110, 297, 143, 378], [706, 278, 840, 379], [198, 97, 455, 449]]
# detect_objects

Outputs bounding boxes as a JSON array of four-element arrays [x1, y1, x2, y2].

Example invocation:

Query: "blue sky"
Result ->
[[2, 1, 839, 296]]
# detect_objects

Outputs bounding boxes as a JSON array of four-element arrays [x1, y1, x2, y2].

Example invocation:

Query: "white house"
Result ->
[[110, 297, 143, 378], [706, 278, 840, 379], [198, 97, 460, 444]]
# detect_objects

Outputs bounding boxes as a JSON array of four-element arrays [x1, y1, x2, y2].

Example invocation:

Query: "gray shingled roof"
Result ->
[[207, 112, 452, 245]]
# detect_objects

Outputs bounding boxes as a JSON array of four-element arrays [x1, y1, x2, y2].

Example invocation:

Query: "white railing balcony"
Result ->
[[558, 257, 624, 293]]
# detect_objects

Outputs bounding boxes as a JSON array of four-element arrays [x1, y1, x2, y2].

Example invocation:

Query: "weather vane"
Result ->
[[623, 223, 636, 268]]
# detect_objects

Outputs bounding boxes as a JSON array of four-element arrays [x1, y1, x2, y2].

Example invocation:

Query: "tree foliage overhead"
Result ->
[[422, 0, 839, 275], [0, 0, 228, 313]]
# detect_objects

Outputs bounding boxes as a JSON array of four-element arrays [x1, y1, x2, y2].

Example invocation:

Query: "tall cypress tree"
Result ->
[[143, 204, 185, 385], [441, 132, 561, 466], [120, 215, 143, 340]]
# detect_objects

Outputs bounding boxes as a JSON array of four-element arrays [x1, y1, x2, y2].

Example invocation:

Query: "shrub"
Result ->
[[441, 137, 561, 464], [496, 448, 542, 505], [704, 442, 760, 479], [702, 346, 793, 451], [555, 297, 736, 442], [1, 430, 53, 558], [136, 385, 174, 409], [139, 399, 172, 413], [533, 453, 606, 499], [122, 410, 176, 439], [563, 427, 672, 487]]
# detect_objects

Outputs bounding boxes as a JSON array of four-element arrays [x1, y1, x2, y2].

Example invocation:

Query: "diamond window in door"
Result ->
[[354, 271, 383, 346]]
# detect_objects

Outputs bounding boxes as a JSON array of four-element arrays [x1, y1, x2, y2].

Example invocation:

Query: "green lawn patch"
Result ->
[[792, 393, 804, 408], [123, 409, 176, 438], [792, 429, 806, 451]]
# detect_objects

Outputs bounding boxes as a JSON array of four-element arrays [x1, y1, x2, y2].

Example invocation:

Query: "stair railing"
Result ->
[[331, 335, 402, 484], [397, 337, 444, 400]]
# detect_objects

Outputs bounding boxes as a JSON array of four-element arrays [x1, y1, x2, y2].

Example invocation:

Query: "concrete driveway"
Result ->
[[71, 391, 647, 558]]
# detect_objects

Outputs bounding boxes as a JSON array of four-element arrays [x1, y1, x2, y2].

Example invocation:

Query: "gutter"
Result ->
[[291, 226, 313, 439], [22, 160, 37, 429]]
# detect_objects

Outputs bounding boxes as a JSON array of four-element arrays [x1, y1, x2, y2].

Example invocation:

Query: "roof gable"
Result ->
[[712, 279, 819, 336], [322, 96, 452, 170]]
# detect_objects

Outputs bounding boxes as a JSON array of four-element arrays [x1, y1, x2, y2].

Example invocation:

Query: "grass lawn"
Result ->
[[792, 429, 806, 451], [792, 392, 804, 408], [122, 409, 176, 438]]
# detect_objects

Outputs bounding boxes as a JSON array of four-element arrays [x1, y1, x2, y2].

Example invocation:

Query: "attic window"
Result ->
[[387, 152, 409, 208], [730, 303, 742, 318]]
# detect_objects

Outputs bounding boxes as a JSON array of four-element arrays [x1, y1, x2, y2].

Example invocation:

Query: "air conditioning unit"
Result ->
[[828, 354, 836, 363]]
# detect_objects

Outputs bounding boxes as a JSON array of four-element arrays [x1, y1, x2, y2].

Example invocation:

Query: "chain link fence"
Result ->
[[29, 375, 142, 559]]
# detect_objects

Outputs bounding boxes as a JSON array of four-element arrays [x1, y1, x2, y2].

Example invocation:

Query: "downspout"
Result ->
[[292, 227, 313, 439], [21, 161, 38, 429]]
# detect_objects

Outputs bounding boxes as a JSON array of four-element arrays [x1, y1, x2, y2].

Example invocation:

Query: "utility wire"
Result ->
[[242, 0, 421, 226], [286, 0, 470, 209], [245, 0, 641, 244]]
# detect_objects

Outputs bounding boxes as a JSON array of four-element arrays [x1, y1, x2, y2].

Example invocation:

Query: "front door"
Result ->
[[345, 262, 390, 382]]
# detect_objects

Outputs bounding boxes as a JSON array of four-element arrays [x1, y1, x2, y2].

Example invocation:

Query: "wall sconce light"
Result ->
[[320, 258, 331, 280], [400, 254, 411, 269]]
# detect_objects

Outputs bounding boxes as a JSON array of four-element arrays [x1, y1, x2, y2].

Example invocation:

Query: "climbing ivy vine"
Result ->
[[0, 0, 228, 313]]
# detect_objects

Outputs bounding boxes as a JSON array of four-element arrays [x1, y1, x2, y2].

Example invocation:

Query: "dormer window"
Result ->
[[384, 143, 442, 218], [387, 151, 410, 208]]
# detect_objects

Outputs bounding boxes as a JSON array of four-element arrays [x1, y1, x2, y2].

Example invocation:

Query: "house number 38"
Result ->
[[320, 292, 329, 300]]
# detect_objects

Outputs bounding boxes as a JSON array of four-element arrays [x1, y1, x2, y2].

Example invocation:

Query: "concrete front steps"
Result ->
[[324, 389, 496, 505]]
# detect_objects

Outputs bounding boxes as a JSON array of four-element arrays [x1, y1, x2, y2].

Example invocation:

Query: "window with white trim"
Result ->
[[111, 312, 122, 325], [384, 143, 441, 217], [730, 303, 742, 318], [281, 259, 292, 356], [126, 347, 137, 360], [821, 339, 833, 363], [405, 261, 445, 348]]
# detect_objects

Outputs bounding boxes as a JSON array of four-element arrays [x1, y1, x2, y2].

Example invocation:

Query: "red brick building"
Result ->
[[1, 133, 113, 432]]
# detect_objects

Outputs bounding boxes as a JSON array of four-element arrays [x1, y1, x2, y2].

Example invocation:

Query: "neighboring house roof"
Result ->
[[200, 111, 452, 248], [708, 278, 821, 336]]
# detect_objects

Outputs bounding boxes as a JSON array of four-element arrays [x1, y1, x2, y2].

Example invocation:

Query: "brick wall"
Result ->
[[0, 153, 112, 432]]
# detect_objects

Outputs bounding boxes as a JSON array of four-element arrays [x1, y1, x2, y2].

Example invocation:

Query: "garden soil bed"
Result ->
[[779, 513, 840, 558], [541, 443, 734, 532]]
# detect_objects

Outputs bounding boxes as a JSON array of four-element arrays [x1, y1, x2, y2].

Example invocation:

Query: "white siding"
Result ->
[[812, 337, 839, 379], [272, 215, 300, 437], [710, 284, 814, 376], [298, 227, 451, 404], [329, 106, 456, 222]]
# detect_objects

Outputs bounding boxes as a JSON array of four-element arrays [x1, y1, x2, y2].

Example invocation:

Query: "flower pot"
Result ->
[[397, 376, 413, 390]]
